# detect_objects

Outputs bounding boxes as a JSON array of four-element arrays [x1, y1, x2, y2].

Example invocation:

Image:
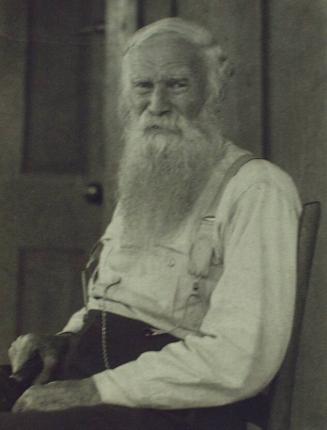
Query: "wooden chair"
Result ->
[[242, 201, 321, 430]]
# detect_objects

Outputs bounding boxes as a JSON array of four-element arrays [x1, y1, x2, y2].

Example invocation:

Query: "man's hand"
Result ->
[[12, 378, 101, 412], [8, 333, 70, 384]]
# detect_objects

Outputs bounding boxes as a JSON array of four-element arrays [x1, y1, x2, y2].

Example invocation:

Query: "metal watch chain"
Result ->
[[101, 308, 110, 369], [100, 279, 113, 369]]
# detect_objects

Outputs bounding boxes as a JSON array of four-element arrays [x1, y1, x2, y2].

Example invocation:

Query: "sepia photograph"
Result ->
[[0, 1, 326, 429]]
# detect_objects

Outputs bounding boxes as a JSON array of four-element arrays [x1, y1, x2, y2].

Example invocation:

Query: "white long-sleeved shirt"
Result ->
[[62, 143, 301, 409]]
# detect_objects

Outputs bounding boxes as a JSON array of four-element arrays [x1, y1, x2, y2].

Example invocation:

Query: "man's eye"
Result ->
[[168, 80, 188, 90], [134, 81, 153, 92]]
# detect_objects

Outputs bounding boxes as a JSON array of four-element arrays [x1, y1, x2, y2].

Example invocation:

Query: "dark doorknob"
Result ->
[[84, 182, 103, 205]]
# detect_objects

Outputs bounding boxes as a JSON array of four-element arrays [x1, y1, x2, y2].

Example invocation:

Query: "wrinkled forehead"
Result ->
[[123, 33, 206, 79]]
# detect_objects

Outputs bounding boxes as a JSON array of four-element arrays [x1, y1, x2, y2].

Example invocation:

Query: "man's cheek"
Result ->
[[129, 94, 148, 117]]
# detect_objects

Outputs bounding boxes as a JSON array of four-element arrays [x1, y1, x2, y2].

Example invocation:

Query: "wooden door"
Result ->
[[0, 0, 105, 363]]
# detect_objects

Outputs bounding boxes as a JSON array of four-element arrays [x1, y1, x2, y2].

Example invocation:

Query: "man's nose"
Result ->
[[148, 85, 170, 116]]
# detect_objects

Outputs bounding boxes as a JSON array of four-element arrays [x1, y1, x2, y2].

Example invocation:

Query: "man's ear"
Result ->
[[204, 44, 234, 109]]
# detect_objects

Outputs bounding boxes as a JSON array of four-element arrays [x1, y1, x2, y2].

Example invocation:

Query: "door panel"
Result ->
[[23, 0, 83, 174], [0, 0, 104, 363]]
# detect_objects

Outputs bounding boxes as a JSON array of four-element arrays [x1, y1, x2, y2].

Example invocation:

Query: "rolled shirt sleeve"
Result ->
[[92, 163, 301, 409]]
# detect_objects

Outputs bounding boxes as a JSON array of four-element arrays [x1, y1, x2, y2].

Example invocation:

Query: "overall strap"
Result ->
[[188, 153, 259, 278], [205, 153, 258, 218]]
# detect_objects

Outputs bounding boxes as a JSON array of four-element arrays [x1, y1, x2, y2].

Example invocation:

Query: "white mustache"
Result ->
[[139, 112, 181, 133]]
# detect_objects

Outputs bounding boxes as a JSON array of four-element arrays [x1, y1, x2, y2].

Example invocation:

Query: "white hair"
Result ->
[[121, 18, 233, 112]]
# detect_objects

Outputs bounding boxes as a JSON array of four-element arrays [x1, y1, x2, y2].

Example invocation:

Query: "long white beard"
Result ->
[[117, 108, 223, 247]]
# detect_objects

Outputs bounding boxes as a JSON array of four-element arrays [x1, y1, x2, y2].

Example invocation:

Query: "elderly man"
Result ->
[[0, 18, 301, 430]]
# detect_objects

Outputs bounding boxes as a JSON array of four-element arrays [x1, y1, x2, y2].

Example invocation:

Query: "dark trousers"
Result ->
[[0, 311, 246, 430]]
